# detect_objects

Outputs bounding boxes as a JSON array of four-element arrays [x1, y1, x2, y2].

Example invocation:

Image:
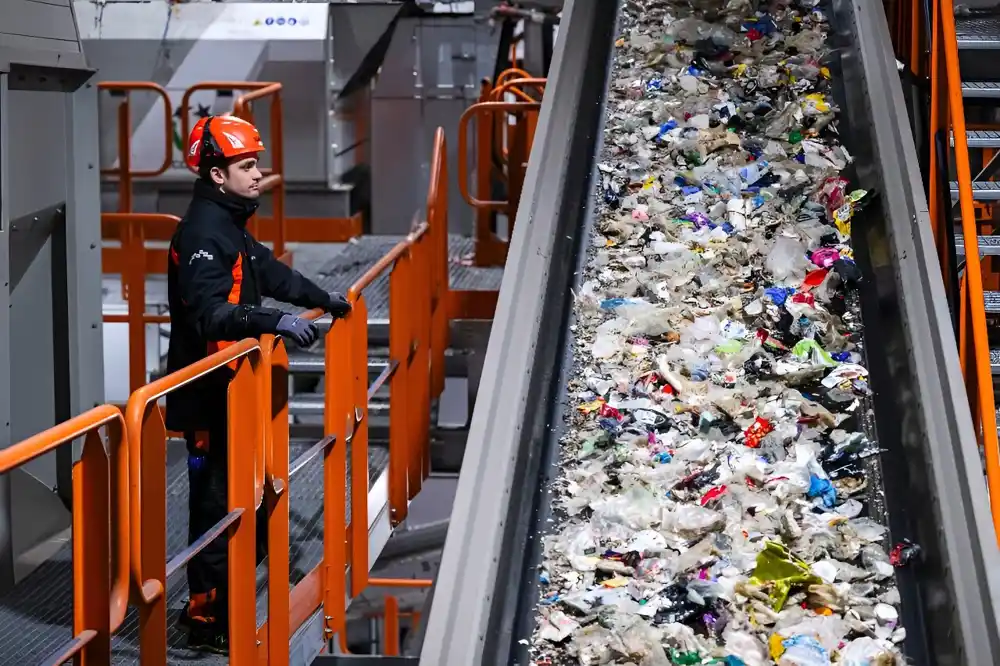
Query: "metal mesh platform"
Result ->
[[964, 81, 1000, 98], [957, 15, 1000, 49], [950, 180, 1000, 200], [954, 234, 1000, 255], [270, 235, 503, 319], [0, 439, 389, 664]]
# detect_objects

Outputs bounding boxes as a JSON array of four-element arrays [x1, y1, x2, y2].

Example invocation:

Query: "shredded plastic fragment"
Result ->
[[527, 0, 908, 664]]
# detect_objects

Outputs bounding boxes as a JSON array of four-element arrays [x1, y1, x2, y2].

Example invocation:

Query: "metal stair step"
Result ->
[[992, 348, 1000, 374], [288, 348, 390, 374], [957, 15, 1000, 50], [963, 81, 1000, 99], [289, 393, 390, 417], [954, 234, 1000, 255], [949, 181, 1000, 201], [952, 130, 1000, 148], [985, 290, 1000, 313]]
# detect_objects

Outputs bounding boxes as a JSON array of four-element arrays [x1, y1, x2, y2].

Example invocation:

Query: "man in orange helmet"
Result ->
[[167, 114, 350, 653]]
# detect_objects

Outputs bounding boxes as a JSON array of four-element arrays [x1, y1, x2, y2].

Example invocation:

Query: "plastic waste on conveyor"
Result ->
[[419, 0, 1000, 665]]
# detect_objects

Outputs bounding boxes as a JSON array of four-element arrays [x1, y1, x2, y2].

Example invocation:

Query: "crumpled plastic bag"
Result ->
[[749, 541, 823, 610]]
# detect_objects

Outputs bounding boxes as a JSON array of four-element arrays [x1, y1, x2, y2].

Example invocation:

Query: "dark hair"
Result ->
[[198, 158, 228, 183]]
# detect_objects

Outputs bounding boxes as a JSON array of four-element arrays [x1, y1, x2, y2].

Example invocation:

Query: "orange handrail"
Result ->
[[458, 99, 541, 267], [125, 339, 263, 665], [490, 77, 546, 103], [0, 405, 128, 665], [234, 83, 287, 258], [366, 578, 433, 656], [928, 0, 1000, 542], [426, 129, 450, 397], [98, 82, 173, 214], [102, 212, 181, 394], [457, 100, 541, 212], [260, 333, 291, 666]]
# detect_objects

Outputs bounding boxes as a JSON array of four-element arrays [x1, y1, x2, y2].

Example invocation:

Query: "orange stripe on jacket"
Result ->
[[208, 254, 243, 370]]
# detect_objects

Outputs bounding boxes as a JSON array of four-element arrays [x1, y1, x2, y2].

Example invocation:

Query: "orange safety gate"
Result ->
[[458, 79, 543, 267]]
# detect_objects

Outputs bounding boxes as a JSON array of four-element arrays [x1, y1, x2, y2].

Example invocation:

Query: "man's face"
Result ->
[[212, 155, 262, 199]]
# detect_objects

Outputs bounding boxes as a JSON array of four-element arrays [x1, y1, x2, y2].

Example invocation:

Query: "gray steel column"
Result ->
[[55, 75, 105, 499], [63, 77, 105, 420], [0, 71, 16, 592]]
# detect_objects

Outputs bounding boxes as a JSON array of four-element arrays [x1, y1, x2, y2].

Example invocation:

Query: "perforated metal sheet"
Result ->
[[268, 235, 503, 319], [0, 440, 389, 665]]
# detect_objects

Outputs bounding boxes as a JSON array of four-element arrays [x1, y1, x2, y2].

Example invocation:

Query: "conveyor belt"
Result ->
[[0, 439, 388, 664], [419, 0, 1000, 664], [270, 235, 503, 319]]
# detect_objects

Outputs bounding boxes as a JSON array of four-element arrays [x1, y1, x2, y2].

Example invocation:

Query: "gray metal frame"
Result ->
[[420, 0, 1000, 663], [0, 0, 100, 594], [832, 0, 1000, 661], [418, 1, 620, 663], [0, 70, 15, 593], [60, 76, 105, 482]]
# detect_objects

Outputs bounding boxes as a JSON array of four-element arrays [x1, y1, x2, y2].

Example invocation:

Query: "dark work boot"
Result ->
[[187, 619, 229, 655]]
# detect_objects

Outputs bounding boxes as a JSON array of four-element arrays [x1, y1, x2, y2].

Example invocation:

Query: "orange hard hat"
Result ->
[[185, 115, 265, 171]]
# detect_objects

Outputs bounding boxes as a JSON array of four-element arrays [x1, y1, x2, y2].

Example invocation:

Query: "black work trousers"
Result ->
[[184, 422, 267, 628]]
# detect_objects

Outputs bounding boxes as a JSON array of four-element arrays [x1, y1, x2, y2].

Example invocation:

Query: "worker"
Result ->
[[167, 114, 351, 654]]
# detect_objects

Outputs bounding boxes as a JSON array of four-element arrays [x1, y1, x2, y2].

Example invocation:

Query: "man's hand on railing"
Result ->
[[276, 315, 319, 347], [323, 292, 352, 319]]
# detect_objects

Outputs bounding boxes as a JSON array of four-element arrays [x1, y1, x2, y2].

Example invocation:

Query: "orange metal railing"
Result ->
[[103, 212, 179, 394], [367, 578, 433, 656], [98, 82, 174, 215], [0, 406, 129, 665], [885, 0, 924, 77], [125, 340, 263, 665], [927, 0, 1000, 541], [457, 72, 544, 267], [24, 81, 511, 665], [427, 128, 451, 393]]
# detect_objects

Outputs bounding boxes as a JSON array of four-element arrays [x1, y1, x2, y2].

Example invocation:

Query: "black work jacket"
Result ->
[[165, 180, 330, 431]]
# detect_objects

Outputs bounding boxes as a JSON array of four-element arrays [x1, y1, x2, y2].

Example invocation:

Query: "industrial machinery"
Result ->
[[0, 0, 997, 664]]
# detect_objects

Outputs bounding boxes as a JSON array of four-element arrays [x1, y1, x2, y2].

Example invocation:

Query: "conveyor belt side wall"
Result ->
[[831, 0, 1000, 662], [418, 0, 621, 664], [422, 0, 1000, 663]]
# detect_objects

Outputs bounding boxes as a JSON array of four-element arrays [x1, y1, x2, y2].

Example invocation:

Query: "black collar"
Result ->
[[193, 179, 259, 229]]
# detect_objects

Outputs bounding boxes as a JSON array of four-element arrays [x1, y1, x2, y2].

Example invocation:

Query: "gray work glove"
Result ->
[[324, 292, 352, 319], [276, 314, 319, 347]]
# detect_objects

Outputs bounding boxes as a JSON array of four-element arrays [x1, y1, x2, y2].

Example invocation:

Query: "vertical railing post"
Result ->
[[124, 218, 148, 394], [262, 335, 290, 666], [475, 82, 496, 266], [227, 355, 261, 663], [272, 90, 286, 258], [411, 241, 431, 493], [388, 260, 411, 525], [136, 414, 168, 666], [349, 296, 370, 598], [383, 595, 400, 656], [74, 430, 112, 666], [323, 320, 351, 643]]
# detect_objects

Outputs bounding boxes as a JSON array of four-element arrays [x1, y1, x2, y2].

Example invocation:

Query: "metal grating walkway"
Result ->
[[270, 235, 503, 319], [957, 15, 1000, 49], [0, 439, 389, 664]]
